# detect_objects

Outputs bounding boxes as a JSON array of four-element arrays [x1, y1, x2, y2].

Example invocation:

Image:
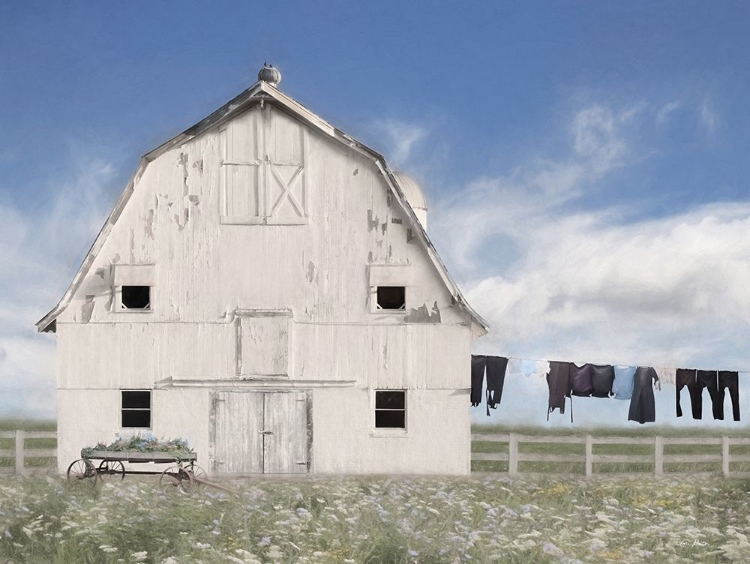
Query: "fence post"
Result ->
[[15, 430, 24, 476], [654, 436, 663, 477], [722, 436, 730, 478], [508, 433, 518, 476], [585, 435, 593, 478]]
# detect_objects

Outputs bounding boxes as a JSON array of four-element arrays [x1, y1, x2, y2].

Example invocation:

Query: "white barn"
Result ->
[[37, 65, 489, 476]]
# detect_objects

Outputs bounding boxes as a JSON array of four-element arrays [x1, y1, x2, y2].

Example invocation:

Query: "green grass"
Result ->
[[2, 475, 750, 563]]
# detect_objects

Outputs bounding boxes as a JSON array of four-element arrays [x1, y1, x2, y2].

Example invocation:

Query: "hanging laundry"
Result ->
[[536, 360, 551, 378], [655, 366, 676, 386], [485, 356, 509, 416], [612, 366, 637, 400], [520, 359, 538, 377], [628, 367, 660, 424], [718, 371, 740, 422], [696, 370, 721, 420], [507, 358, 524, 377], [470, 355, 486, 407], [676, 368, 699, 418], [591, 365, 615, 398], [547, 361, 573, 422], [571, 363, 594, 397]]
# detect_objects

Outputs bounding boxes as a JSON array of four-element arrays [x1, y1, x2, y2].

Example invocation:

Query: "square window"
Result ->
[[121, 286, 150, 310], [376, 286, 405, 310], [375, 390, 406, 429], [122, 390, 151, 428]]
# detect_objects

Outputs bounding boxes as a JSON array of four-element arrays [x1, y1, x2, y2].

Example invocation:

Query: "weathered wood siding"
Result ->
[[59, 104, 465, 328], [312, 388, 471, 475], [54, 98, 475, 475], [211, 391, 264, 474]]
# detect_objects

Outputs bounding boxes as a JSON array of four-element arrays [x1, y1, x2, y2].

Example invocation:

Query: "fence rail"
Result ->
[[472, 433, 750, 478], [0, 430, 57, 475]]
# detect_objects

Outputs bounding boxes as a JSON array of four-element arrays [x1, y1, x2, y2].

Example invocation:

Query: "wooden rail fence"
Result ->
[[472, 433, 750, 478], [0, 430, 57, 475]]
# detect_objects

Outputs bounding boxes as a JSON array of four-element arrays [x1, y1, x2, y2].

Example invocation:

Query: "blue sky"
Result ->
[[1, 2, 750, 425]]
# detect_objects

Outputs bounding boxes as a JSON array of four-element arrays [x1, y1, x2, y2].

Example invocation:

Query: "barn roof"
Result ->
[[36, 77, 489, 335]]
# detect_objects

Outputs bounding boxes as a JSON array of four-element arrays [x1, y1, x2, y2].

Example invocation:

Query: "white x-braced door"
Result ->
[[210, 391, 309, 474]]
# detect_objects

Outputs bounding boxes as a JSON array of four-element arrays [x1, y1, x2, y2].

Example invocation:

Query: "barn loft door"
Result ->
[[210, 391, 309, 474], [220, 105, 308, 225]]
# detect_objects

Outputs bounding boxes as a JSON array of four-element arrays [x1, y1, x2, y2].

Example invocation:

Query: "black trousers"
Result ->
[[485, 356, 509, 416], [717, 371, 740, 421], [696, 370, 721, 420], [676, 369, 697, 418], [470, 355, 486, 407]]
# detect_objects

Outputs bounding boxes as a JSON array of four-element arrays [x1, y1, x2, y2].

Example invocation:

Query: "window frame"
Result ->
[[121, 390, 152, 429], [372, 285, 407, 314], [372, 389, 407, 435], [118, 285, 152, 312]]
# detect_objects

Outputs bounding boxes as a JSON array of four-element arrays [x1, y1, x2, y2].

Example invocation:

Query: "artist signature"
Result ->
[[677, 539, 708, 547]]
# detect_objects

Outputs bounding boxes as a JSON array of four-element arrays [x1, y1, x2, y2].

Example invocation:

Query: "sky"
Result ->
[[1, 2, 750, 426]]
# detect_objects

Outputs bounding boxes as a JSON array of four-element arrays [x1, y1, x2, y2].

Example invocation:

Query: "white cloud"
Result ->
[[656, 100, 681, 124], [433, 103, 750, 377], [699, 98, 720, 134], [0, 157, 114, 419], [369, 119, 427, 168]]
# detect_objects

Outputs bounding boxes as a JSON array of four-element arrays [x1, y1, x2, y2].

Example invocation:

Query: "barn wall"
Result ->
[[53, 98, 479, 476], [57, 387, 210, 473], [58, 321, 470, 389], [311, 387, 471, 475], [60, 104, 467, 329]]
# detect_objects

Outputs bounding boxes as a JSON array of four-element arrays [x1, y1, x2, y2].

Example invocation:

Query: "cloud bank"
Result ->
[[0, 158, 114, 419], [423, 101, 750, 425]]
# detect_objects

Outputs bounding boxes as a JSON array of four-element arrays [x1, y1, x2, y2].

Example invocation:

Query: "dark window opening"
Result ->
[[121, 286, 150, 310], [376, 286, 405, 310], [375, 390, 406, 429], [122, 390, 151, 428]]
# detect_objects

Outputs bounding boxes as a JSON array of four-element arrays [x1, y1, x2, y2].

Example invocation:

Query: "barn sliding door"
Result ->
[[210, 391, 309, 474], [263, 392, 309, 473]]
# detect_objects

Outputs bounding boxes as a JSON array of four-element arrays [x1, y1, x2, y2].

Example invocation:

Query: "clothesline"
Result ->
[[475, 353, 750, 375], [471, 354, 742, 424]]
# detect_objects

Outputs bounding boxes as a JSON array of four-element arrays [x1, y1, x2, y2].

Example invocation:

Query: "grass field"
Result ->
[[2, 474, 750, 563], [1, 422, 750, 562]]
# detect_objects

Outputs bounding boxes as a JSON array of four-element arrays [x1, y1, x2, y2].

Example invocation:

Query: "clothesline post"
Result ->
[[508, 433, 518, 476], [654, 436, 664, 476], [585, 435, 593, 478]]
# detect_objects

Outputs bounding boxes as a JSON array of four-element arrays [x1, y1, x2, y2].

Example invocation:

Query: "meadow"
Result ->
[[2, 471, 750, 562], [2, 422, 750, 563]]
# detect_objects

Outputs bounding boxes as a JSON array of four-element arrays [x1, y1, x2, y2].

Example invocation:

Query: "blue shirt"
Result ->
[[613, 366, 637, 400]]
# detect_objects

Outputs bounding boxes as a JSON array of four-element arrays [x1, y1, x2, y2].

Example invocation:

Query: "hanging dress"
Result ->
[[547, 361, 573, 421], [628, 367, 660, 424]]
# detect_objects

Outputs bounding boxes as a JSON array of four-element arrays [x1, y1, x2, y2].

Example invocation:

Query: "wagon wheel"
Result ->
[[188, 465, 207, 487], [66, 459, 97, 487], [97, 460, 125, 481], [160, 466, 195, 493]]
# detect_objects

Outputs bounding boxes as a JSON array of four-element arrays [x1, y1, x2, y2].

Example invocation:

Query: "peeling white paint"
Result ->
[[48, 76, 484, 476]]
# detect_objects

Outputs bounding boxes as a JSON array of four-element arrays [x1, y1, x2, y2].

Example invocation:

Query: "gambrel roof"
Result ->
[[36, 79, 489, 334]]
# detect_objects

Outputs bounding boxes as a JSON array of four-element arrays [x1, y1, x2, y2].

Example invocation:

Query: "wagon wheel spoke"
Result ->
[[188, 465, 207, 487], [160, 466, 194, 494], [97, 460, 125, 481], [66, 459, 98, 487]]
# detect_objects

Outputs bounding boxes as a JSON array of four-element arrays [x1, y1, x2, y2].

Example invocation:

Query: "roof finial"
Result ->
[[258, 63, 281, 87]]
